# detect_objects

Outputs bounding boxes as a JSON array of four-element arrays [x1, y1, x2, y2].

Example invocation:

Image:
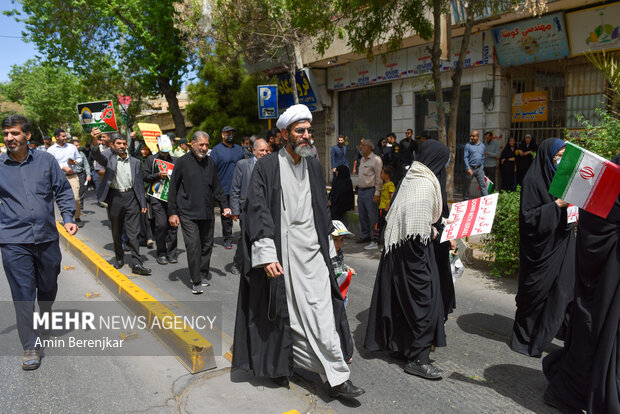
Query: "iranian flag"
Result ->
[[549, 142, 620, 219]]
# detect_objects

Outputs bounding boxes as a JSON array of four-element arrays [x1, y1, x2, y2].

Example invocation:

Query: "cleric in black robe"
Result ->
[[232, 104, 363, 399], [416, 139, 455, 321], [510, 138, 576, 357], [329, 165, 354, 220], [542, 154, 620, 414], [364, 159, 446, 380]]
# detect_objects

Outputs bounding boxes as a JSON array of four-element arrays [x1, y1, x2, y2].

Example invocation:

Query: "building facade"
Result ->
[[292, 0, 618, 196]]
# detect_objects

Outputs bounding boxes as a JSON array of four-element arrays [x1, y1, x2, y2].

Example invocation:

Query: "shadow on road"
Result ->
[[456, 312, 513, 343], [449, 364, 556, 414]]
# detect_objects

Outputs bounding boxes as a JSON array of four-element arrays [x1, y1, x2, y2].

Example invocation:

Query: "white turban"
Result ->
[[276, 104, 312, 130]]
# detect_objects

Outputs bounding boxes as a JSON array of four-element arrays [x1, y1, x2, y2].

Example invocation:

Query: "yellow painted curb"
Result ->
[[56, 222, 216, 374]]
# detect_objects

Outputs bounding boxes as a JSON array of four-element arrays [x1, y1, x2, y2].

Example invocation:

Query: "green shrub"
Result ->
[[569, 108, 620, 159], [482, 187, 521, 277]]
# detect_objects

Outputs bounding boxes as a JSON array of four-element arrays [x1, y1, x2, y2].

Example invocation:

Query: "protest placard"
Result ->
[[147, 159, 174, 202], [440, 193, 499, 242], [77, 100, 118, 133], [137, 123, 163, 155]]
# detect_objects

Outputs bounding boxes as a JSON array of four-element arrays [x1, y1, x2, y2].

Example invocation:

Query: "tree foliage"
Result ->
[[10, 0, 194, 137], [178, 0, 337, 103], [1, 59, 92, 139], [186, 45, 267, 144]]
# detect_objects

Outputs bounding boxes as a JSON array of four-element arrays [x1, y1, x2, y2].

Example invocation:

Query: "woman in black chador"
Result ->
[[499, 136, 517, 191], [516, 134, 537, 186], [365, 155, 446, 380], [542, 154, 620, 414], [328, 165, 354, 221], [416, 139, 455, 321], [510, 138, 575, 357]]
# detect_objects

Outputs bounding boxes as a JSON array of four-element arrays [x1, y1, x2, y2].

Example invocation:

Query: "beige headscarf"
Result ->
[[384, 161, 442, 252]]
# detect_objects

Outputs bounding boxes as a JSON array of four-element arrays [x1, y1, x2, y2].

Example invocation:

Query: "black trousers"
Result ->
[[220, 194, 233, 243], [233, 218, 244, 269], [1, 242, 60, 350], [107, 189, 142, 267], [151, 198, 177, 258], [180, 217, 214, 285]]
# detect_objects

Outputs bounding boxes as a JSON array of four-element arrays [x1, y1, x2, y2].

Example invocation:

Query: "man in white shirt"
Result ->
[[47, 128, 82, 222]]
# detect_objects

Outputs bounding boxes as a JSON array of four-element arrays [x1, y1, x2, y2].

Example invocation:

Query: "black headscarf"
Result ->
[[523, 138, 565, 196], [329, 165, 354, 220], [416, 139, 451, 218]]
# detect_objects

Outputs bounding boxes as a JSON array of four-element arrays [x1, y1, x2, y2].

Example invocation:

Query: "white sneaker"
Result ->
[[201, 279, 211, 287], [192, 284, 204, 294], [364, 241, 378, 250]]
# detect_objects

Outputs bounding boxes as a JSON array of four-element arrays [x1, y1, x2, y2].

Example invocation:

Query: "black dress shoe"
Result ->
[[271, 376, 289, 388], [404, 360, 444, 380], [113, 260, 124, 269], [132, 264, 152, 275], [156, 256, 168, 265], [356, 238, 371, 244], [167, 256, 178, 264], [328, 380, 365, 399], [543, 388, 583, 414]]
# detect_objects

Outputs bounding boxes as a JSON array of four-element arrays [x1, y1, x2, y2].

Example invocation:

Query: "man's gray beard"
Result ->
[[194, 150, 206, 159], [294, 145, 312, 158]]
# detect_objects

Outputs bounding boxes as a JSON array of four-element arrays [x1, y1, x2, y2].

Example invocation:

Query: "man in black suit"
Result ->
[[91, 130, 151, 275], [230, 138, 269, 274]]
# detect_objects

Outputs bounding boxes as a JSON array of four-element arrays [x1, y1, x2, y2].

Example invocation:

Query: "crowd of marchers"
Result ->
[[1, 110, 618, 413]]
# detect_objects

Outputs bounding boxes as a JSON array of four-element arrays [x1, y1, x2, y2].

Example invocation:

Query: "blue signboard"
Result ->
[[492, 12, 570, 66], [277, 68, 323, 114], [257, 85, 278, 119]]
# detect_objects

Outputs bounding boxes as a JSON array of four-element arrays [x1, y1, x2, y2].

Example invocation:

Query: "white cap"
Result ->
[[331, 220, 353, 237], [276, 104, 312, 130]]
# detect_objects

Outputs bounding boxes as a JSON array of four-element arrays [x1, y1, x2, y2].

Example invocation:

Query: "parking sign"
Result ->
[[257, 85, 278, 119]]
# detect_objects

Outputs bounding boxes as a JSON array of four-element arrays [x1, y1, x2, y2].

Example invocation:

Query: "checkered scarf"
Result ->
[[384, 161, 442, 252]]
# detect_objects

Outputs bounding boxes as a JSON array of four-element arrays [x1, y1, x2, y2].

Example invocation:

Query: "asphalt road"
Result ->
[[4, 190, 563, 414]]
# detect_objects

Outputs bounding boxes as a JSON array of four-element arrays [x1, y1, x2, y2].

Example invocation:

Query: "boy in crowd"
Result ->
[[331, 220, 356, 307], [367, 165, 396, 250]]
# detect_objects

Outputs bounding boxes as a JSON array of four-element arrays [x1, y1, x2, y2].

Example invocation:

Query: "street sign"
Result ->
[[257, 85, 278, 119], [277, 68, 323, 113]]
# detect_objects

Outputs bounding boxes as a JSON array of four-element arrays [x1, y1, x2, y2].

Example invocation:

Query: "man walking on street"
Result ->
[[483, 131, 500, 187], [233, 104, 364, 400], [399, 128, 417, 171], [168, 131, 232, 294], [143, 139, 178, 265], [210, 125, 244, 249], [37, 135, 52, 152], [331, 134, 348, 174], [72, 137, 91, 214], [47, 128, 83, 223], [91, 131, 151, 276], [464, 130, 488, 199], [383, 132, 403, 183], [0, 115, 78, 370], [357, 139, 383, 249], [229, 138, 269, 275]]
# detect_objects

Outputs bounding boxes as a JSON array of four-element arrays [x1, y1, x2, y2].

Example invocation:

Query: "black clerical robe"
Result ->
[[232, 151, 354, 378]]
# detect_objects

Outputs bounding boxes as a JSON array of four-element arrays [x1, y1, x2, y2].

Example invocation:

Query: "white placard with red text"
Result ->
[[440, 193, 499, 242], [567, 205, 579, 224]]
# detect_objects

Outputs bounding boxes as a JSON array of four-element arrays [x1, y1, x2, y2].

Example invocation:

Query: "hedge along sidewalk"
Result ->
[[55, 222, 216, 374]]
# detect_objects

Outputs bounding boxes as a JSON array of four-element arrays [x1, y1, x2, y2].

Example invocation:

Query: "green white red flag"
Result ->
[[549, 142, 620, 219]]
